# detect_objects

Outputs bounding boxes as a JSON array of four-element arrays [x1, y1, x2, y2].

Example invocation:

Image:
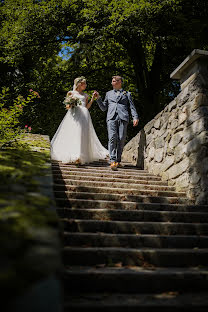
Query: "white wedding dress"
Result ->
[[51, 91, 108, 164]]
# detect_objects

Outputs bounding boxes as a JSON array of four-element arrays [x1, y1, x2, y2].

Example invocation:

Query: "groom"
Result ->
[[93, 76, 139, 170]]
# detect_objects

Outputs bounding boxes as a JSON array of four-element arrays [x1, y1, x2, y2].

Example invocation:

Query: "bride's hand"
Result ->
[[93, 91, 100, 99], [66, 104, 71, 110]]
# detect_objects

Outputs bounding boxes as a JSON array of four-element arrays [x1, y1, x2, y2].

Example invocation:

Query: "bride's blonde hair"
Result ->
[[73, 76, 86, 91]]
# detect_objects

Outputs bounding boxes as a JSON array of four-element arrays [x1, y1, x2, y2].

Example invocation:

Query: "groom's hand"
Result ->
[[133, 119, 139, 127], [93, 90, 100, 99]]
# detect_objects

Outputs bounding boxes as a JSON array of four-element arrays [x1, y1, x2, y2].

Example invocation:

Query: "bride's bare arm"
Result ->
[[86, 94, 96, 109]]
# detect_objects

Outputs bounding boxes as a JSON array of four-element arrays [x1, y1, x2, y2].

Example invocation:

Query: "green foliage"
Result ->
[[74, 0, 208, 121], [0, 88, 37, 147], [0, 134, 61, 300], [1, 0, 208, 144]]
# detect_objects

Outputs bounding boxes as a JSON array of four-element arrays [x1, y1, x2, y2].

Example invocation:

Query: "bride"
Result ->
[[51, 76, 108, 164]]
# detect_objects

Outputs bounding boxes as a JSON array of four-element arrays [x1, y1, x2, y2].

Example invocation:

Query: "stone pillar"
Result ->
[[170, 49, 208, 90], [169, 49, 208, 204]]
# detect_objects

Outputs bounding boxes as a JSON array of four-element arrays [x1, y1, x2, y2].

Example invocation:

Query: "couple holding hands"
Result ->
[[51, 75, 139, 170]]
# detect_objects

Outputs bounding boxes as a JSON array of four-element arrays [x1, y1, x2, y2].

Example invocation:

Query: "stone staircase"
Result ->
[[52, 160, 208, 311]]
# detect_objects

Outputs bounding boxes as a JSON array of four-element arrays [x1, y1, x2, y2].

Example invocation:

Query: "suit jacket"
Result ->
[[97, 89, 138, 122]]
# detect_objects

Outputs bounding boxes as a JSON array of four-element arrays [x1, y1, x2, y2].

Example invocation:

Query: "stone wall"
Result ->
[[122, 49, 208, 205]]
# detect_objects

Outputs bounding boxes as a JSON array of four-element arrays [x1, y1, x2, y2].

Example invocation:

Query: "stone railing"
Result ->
[[122, 49, 208, 205]]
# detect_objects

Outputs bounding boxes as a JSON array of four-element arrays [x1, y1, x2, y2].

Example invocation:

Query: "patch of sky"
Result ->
[[58, 45, 74, 60], [58, 36, 74, 60]]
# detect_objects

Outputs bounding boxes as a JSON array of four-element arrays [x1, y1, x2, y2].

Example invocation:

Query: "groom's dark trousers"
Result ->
[[97, 89, 138, 163], [107, 114, 128, 162]]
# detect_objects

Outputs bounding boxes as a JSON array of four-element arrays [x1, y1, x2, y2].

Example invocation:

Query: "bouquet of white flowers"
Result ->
[[63, 91, 82, 112]]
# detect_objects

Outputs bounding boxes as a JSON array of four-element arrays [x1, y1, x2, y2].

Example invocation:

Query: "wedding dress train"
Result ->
[[51, 91, 108, 164]]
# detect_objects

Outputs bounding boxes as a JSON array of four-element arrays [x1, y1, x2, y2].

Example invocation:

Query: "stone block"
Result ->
[[182, 116, 208, 144], [161, 171, 169, 181], [178, 112, 187, 125], [146, 133, 153, 146], [154, 148, 164, 163], [176, 86, 190, 107], [148, 146, 155, 160], [187, 118, 208, 138], [186, 131, 208, 156], [154, 118, 161, 129], [168, 100, 177, 112], [148, 140, 156, 149], [167, 145, 174, 156], [187, 106, 208, 126], [151, 163, 162, 176], [183, 128, 194, 144], [174, 143, 187, 163], [190, 171, 201, 185], [155, 137, 165, 149], [170, 119, 178, 129], [169, 132, 183, 149], [174, 172, 190, 190], [151, 128, 159, 137], [163, 141, 168, 157], [164, 105, 169, 112], [160, 113, 170, 124], [158, 121, 168, 137], [144, 120, 155, 134], [167, 158, 189, 179], [162, 155, 175, 172], [191, 93, 208, 112], [168, 111, 177, 124]]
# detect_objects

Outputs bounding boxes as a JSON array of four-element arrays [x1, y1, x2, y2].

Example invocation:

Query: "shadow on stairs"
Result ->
[[51, 160, 208, 311]]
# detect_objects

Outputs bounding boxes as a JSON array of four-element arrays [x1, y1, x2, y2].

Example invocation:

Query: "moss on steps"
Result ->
[[0, 133, 61, 301]]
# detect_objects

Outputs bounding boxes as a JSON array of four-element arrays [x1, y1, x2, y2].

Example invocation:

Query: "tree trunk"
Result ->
[[122, 36, 163, 124]]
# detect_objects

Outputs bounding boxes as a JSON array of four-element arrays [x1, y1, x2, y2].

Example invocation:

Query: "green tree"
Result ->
[[1, 0, 208, 144], [67, 0, 208, 120]]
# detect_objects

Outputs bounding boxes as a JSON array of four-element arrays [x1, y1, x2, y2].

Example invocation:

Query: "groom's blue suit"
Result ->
[[97, 89, 138, 163]]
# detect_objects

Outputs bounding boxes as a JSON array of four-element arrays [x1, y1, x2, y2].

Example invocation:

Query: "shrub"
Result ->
[[0, 88, 37, 148]]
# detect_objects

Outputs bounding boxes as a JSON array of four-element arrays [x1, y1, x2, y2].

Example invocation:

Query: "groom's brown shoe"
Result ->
[[116, 162, 123, 168], [110, 162, 118, 171]]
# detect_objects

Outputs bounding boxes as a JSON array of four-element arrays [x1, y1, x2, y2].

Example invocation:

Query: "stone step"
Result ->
[[54, 179, 175, 192], [64, 291, 208, 312], [52, 164, 149, 175], [52, 160, 123, 167], [63, 232, 208, 248], [54, 184, 185, 199], [63, 247, 208, 267], [53, 171, 164, 183], [57, 208, 208, 223], [63, 266, 208, 293], [54, 191, 188, 204], [52, 159, 109, 163], [55, 198, 207, 212], [52, 162, 138, 168], [52, 167, 160, 178], [53, 173, 168, 186], [61, 219, 208, 235]]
